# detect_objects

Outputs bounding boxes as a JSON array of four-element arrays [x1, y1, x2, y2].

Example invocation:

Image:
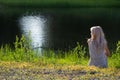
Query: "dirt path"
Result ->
[[0, 66, 120, 80]]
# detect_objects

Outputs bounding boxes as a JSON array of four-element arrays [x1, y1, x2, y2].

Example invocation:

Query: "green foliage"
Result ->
[[42, 42, 87, 65], [73, 42, 86, 59], [0, 35, 37, 62], [63, 42, 87, 65], [109, 41, 120, 68], [0, 44, 13, 61], [0, 35, 87, 65], [0, 35, 120, 68], [116, 41, 120, 53], [13, 35, 35, 62]]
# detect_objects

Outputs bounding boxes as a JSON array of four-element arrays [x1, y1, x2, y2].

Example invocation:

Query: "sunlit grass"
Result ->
[[0, 35, 120, 68], [0, 35, 120, 79]]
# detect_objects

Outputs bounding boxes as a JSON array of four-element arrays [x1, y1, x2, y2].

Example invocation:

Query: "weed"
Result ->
[[109, 41, 120, 68], [0, 35, 120, 68]]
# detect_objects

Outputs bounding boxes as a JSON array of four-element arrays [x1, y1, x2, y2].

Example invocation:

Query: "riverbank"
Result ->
[[0, 36, 120, 79], [0, 61, 120, 80]]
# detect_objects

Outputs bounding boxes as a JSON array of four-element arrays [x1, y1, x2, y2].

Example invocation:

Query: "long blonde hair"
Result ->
[[90, 26, 107, 49]]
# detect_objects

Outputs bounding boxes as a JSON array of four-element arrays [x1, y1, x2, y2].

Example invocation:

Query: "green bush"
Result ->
[[109, 41, 120, 68]]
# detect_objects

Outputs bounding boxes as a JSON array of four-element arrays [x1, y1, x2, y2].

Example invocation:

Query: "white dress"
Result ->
[[88, 39, 108, 68]]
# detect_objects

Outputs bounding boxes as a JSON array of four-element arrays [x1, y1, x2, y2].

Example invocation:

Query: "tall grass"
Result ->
[[0, 35, 88, 65], [42, 42, 88, 65], [0, 35, 120, 68], [108, 41, 120, 68], [0, 35, 36, 62]]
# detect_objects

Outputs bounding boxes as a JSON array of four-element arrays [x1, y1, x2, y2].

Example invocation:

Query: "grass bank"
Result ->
[[0, 36, 120, 79], [0, 0, 120, 8], [0, 35, 120, 68]]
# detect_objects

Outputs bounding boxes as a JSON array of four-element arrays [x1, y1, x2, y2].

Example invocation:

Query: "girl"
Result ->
[[87, 26, 110, 68]]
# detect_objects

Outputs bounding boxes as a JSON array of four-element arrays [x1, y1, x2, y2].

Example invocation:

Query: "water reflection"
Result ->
[[0, 8, 120, 51], [19, 15, 46, 53]]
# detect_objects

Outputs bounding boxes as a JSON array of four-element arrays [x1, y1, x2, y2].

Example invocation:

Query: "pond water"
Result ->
[[0, 7, 120, 50]]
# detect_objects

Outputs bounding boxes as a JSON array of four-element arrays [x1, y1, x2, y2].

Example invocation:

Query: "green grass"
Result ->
[[0, 35, 88, 65], [0, 35, 120, 68], [108, 41, 120, 68], [0, 35, 120, 79], [0, 0, 120, 8]]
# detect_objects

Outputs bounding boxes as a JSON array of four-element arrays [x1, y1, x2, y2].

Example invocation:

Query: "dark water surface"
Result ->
[[0, 7, 120, 50]]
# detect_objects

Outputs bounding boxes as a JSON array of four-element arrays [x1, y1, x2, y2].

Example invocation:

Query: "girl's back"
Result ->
[[88, 39, 107, 68]]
